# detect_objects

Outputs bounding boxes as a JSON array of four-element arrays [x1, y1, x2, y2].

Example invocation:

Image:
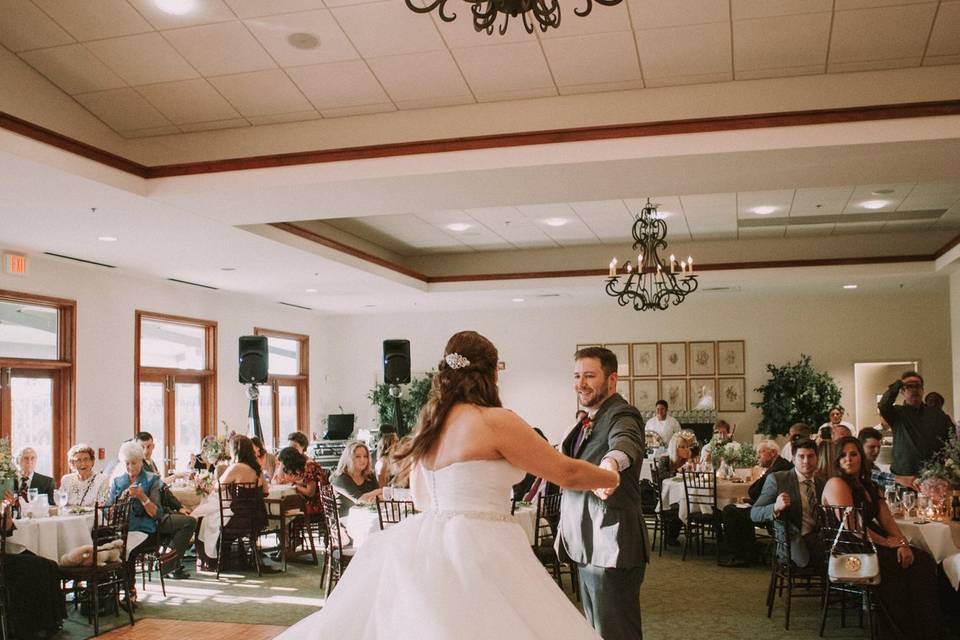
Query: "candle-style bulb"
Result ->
[[669, 254, 676, 273], [687, 256, 694, 274], [625, 260, 633, 273], [609, 257, 617, 277]]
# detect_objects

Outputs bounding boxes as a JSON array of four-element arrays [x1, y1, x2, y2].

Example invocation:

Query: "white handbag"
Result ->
[[826, 506, 880, 585]]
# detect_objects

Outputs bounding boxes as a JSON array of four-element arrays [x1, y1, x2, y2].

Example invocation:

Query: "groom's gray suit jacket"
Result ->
[[559, 393, 650, 568]]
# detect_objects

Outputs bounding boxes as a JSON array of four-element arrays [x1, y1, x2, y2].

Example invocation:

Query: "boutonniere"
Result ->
[[582, 417, 594, 440]]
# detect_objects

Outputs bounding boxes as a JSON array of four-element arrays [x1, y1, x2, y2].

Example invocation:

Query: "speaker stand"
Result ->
[[247, 384, 264, 443], [393, 393, 406, 437]]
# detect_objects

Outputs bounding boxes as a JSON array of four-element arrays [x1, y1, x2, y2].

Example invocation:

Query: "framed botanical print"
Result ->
[[660, 342, 687, 377], [717, 340, 745, 376], [717, 377, 746, 412], [631, 343, 658, 377], [688, 341, 716, 376], [688, 378, 717, 410], [660, 378, 687, 411], [604, 343, 631, 377], [632, 379, 659, 411], [616, 379, 631, 403]]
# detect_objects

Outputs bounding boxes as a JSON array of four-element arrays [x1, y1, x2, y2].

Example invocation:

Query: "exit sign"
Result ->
[[2, 253, 27, 275]]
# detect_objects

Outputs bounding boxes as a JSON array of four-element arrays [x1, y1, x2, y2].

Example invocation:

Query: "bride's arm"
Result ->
[[410, 462, 431, 511], [489, 409, 618, 491]]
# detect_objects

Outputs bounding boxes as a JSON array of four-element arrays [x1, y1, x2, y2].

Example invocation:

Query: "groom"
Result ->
[[559, 347, 649, 640]]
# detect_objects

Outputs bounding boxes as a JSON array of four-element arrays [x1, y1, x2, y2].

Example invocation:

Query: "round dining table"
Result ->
[[895, 517, 960, 590], [660, 474, 752, 523], [8, 512, 95, 562]]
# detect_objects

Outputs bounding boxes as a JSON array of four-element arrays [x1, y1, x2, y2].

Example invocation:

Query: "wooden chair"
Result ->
[[319, 486, 354, 594], [680, 469, 721, 561], [135, 539, 176, 596], [818, 506, 880, 639], [376, 497, 415, 529], [263, 492, 310, 571], [644, 465, 666, 557], [216, 481, 268, 578], [765, 519, 825, 630], [528, 492, 580, 598], [59, 499, 135, 637]]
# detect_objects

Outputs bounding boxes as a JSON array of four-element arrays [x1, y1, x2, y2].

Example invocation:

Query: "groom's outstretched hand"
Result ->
[[593, 458, 620, 500]]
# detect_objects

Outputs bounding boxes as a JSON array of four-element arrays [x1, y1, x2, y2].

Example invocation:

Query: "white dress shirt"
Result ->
[[645, 415, 681, 445]]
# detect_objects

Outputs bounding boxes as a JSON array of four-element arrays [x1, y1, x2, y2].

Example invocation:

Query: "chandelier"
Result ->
[[605, 200, 698, 311], [406, 0, 623, 35]]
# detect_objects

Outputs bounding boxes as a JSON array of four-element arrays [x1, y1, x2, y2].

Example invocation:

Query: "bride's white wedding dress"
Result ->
[[276, 458, 600, 640]]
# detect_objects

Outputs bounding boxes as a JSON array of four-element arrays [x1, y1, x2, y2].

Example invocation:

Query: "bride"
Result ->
[[275, 331, 618, 639]]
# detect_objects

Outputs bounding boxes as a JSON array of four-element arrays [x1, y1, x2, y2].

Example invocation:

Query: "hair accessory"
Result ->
[[445, 352, 471, 369]]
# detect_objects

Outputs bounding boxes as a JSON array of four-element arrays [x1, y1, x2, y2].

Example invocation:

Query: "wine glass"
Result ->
[[884, 483, 900, 515], [901, 491, 916, 518], [915, 494, 929, 524], [55, 489, 68, 514]]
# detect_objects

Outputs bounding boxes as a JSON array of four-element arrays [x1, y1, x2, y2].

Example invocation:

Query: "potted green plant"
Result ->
[[368, 372, 434, 435], [752, 354, 841, 438], [0, 438, 17, 497]]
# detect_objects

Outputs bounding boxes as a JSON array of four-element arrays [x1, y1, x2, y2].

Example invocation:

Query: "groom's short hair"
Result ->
[[574, 346, 617, 378]]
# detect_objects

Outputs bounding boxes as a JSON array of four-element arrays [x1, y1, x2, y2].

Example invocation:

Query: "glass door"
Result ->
[[7, 370, 55, 477]]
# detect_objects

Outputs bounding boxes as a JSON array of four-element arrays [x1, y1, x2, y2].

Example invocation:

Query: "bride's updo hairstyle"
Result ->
[[402, 331, 502, 462]]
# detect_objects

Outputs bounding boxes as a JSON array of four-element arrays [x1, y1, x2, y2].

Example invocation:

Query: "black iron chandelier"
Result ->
[[406, 0, 623, 35], [605, 200, 698, 311]]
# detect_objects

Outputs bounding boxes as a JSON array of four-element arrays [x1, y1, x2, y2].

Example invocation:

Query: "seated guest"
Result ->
[[15, 446, 55, 505], [331, 441, 381, 518], [657, 430, 698, 546], [388, 436, 416, 490], [781, 422, 812, 462], [751, 439, 824, 568], [220, 436, 270, 494], [287, 431, 309, 454], [822, 437, 943, 639], [274, 446, 330, 517], [858, 427, 897, 488], [250, 436, 279, 482], [1, 494, 67, 637], [819, 406, 854, 437], [135, 431, 179, 482], [720, 440, 793, 567], [59, 443, 110, 507], [109, 441, 163, 606], [699, 419, 733, 464], [375, 431, 400, 487], [645, 399, 681, 446]]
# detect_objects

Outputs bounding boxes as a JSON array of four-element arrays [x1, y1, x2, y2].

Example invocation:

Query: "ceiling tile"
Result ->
[[137, 78, 242, 124], [75, 87, 172, 131], [541, 32, 642, 87], [628, 0, 729, 29], [690, 229, 737, 240], [244, 9, 359, 66], [737, 189, 795, 218], [368, 50, 472, 107], [790, 186, 854, 215], [835, 0, 937, 9], [127, 0, 237, 30], [179, 118, 250, 132], [164, 22, 277, 76], [785, 223, 836, 236], [829, 3, 937, 64], [904, 181, 960, 200], [452, 42, 554, 99], [288, 60, 391, 109], [538, 0, 632, 37], [208, 69, 314, 116], [926, 1, 960, 57], [32, 0, 152, 40], [320, 103, 395, 117], [680, 192, 737, 216], [415, 209, 473, 225], [122, 124, 182, 137], [223, 0, 327, 18], [734, 12, 831, 71], [331, 1, 445, 58], [636, 22, 732, 80], [86, 33, 199, 85], [732, 0, 833, 20], [0, 0, 74, 52], [246, 109, 321, 125], [20, 44, 126, 94], [738, 226, 786, 238], [843, 183, 912, 212], [570, 200, 631, 220]]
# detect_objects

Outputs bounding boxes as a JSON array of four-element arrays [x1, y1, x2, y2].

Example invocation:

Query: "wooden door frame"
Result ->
[[253, 327, 309, 443]]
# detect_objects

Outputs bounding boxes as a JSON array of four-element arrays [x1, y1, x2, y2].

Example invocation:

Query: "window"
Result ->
[[135, 311, 216, 475], [0, 290, 75, 479], [254, 328, 309, 451]]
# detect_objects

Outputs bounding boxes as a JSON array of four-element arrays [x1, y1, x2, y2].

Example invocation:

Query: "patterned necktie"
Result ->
[[801, 479, 817, 535], [18, 476, 29, 500]]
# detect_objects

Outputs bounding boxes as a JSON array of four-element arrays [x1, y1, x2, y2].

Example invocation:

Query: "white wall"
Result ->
[[324, 286, 953, 444], [0, 255, 333, 465], [951, 270, 960, 418]]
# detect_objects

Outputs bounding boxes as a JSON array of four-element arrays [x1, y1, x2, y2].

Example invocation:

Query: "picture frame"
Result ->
[[688, 378, 717, 410], [660, 378, 687, 411], [632, 379, 659, 411], [616, 379, 632, 403], [717, 340, 745, 376], [717, 377, 746, 412], [604, 343, 631, 377], [688, 341, 716, 376], [659, 342, 687, 377], [631, 343, 658, 377]]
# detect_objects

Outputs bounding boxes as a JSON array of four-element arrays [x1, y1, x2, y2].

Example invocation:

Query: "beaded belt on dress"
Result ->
[[427, 509, 517, 524]]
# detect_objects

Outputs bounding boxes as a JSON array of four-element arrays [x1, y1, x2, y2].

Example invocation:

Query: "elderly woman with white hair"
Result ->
[[59, 443, 110, 507], [109, 440, 163, 606], [331, 440, 381, 519], [719, 438, 794, 567]]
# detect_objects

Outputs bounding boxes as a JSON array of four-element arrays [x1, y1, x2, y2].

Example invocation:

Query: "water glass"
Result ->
[[55, 489, 69, 513], [27, 488, 39, 503], [901, 491, 916, 518], [383, 485, 393, 501], [915, 494, 930, 524], [884, 484, 900, 514]]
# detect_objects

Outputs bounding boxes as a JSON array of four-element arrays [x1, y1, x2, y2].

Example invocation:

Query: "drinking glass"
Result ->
[[55, 489, 69, 513], [27, 488, 39, 503], [884, 484, 899, 515], [383, 485, 393, 501], [901, 491, 916, 518], [915, 494, 929, 524]]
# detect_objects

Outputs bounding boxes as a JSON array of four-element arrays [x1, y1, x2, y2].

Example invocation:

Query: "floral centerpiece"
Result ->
[[201, 429, 236, 465], [194, 470, 214, 497], [918, 429, 960, 520], [711, 440, 758, 479], [0, 438, 18, 498]]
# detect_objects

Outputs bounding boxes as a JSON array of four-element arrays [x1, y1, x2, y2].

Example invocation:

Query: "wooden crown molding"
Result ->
[[3, 100, 960, 179]]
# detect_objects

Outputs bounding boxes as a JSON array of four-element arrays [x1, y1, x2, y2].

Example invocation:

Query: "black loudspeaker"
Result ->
[[383, 339, 411, 385], [239, 335, 269, 384]]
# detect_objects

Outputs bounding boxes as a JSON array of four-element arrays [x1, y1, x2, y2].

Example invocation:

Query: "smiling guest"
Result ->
[[59, 443, 109, 507], [15, 447, 55, 505], [331, 441, 381, 518]]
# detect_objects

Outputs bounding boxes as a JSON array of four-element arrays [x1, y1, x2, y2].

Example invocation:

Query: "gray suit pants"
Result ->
[[159, 512, 196, 570], [577, 562, 645, 640]]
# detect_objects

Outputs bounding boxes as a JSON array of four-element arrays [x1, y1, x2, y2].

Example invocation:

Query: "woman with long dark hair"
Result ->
[[821, 436, 944, 639], [274, 331, 618, 640]]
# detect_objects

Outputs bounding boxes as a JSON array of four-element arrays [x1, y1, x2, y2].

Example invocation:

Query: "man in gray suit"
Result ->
[[750, 438, 825, 568], [560, 346, 648, 640]]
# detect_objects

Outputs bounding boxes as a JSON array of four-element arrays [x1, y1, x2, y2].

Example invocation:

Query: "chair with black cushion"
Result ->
[[216, 481, 268, 579], [818, 506, 880, 639], [680, 469, 722, 561], [644, 465, 666, 557], [319, 486, 354, 594], [59, 499, 135, 637], [376, 498, 415, 529], [765, 519, 825, 630]]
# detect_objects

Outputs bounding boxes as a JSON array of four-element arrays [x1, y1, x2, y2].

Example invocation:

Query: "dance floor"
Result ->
[[97, 619, 286, 640]]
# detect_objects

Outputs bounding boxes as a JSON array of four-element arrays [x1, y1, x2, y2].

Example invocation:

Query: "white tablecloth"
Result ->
[[193, 484, 296, 558], [8, 513, 95, 562], [660, 476, 751, 523], [896, 518, 960, 590]]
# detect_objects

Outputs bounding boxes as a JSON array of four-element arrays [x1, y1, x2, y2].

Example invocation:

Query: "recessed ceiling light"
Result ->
[[512, 297, 525, 302], [843, 284, 858, 289], [446, 223, 472, 232], [860, 200, 889, 210], [543, 217, 568, 227], [220, 267, 236, 271], [97, 236, 118, 242], [287, 32, 320, 50], [305, 288, 318, 293], [750, 206, 778, 215], [871, 189, 895, 196], [154, 0, 196, 15], [652, 210, 672, 220]]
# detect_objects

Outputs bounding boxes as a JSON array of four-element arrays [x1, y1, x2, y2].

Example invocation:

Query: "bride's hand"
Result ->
[[592, 459, 620, 501]]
